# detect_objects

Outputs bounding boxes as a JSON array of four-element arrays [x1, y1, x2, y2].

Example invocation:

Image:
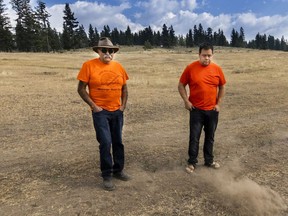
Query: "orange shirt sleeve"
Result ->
[[77, 62, 90, 83]]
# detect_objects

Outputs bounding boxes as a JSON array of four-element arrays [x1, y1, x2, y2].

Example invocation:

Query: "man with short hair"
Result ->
[[77, 37, 130, 191], [178, 42, 226, 173]]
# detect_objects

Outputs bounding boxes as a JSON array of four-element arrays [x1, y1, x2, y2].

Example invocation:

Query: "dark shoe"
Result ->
[[204, 161, 220, 169], [103, 178, 115, 191], [113, 171, 131, 181]]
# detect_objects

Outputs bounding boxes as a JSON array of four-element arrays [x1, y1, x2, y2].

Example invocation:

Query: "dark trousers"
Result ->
[[188, 108, 219, 165], [92, 109, 124, 178]]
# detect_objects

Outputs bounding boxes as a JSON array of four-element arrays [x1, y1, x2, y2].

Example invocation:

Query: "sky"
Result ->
[[3, 0, 288, 41]]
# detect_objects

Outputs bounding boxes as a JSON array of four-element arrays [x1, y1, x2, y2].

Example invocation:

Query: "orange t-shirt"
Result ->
[[77, 58, 129, 111], [179, 61, 226, 110]]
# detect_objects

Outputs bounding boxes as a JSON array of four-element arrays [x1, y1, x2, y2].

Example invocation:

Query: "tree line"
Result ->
[[0, 0, 287, 52]]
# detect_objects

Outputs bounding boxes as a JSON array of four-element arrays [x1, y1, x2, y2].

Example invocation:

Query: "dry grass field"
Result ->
[[0, 46, 288, 216]]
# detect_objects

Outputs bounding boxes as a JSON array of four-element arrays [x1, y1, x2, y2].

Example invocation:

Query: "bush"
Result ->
[[143, 41, 153, 50]]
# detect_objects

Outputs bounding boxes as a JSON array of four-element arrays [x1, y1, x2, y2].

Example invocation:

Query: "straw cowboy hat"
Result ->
[[92, 37, 119, 53]]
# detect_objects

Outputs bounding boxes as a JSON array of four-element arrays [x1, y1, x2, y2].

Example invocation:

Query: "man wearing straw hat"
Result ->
[[77, 37, 130, 191]]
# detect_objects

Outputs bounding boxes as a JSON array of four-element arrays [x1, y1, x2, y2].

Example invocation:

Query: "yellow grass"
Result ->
[[0, 47, 288, 215]]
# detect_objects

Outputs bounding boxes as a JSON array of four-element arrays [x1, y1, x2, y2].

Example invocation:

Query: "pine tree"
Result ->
[[274, 38, 281, 50], [34, 1, 51, 52], [111, 27, 120, 44], [62, 3, 79, 50], [94, 27, 99, 43], [154, 31, 161, 46], [186, 29, 193, 47], [230, 28, 238, 47], [101, 25, 110, 37], [161, 24, 170, 48], [74, 24, 88, 48], [140, 26, 154, 45], [239, 27, 245, 47], [48, 27, 61, 51], [178, 35, 185, 46], [218, 29, 228, 46], [197, 24, 205, 44], [255, 33, 268, 50], [88, 24, 96, 47], [11, 0, 38, 51], [267, 35, 275, 50], [193, 24, 205, 45], [0, 0, 13, 51], [168, 25, 176, 47], [206, 27, 213, 43], [125, 26, 133, 46]]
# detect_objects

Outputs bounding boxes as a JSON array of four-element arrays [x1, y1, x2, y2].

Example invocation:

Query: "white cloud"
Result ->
[[180, 0, 198, 10], [161, 10, 232, 37], [234, 12, 288, 40], [2, 0, 288, 42], [134, 0, 181, 25], [48, 1, 144, 33]]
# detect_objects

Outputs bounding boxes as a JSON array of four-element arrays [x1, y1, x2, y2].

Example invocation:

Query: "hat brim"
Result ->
[[93, 46, 119, 53]]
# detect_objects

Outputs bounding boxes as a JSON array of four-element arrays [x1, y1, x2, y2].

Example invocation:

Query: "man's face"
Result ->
[[199, 49, 213, 66], [98, 48, 115, 64]]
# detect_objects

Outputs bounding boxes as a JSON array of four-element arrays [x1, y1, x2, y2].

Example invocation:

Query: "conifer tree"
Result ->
[[88, 24, 96, 47], [125, 26, 133, 46], [34, 0, 51, 52], [11, 0, 38, 51], [280, 36, 287, 51], [218, 29, 228, 46], [48, 27, 61, 51], [62, 3, 79, 50], [178, 35, 185, 46], [267, 35, 275, 50], [239, 27, 245, 47], [193, 24, 205, 45], [161, 24, 170, 48], [0, 0, 13, 51], [74, 24, 88, 48], [186, 29, 193, 47], [230, 28, 238, 47], [206, 27, 213, 43], [111, 27, 120, 44], [101, 25, 110, 37], [168, 25, 176, 47], [154, 30, 161, 46]]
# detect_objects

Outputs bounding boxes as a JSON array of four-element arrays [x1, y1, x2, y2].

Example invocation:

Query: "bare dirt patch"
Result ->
[[1, 48, 287, 215]]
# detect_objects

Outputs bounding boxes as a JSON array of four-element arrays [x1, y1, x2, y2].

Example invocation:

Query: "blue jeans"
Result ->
[[188, 108, 219, 165], [92, 109, 124, 179]]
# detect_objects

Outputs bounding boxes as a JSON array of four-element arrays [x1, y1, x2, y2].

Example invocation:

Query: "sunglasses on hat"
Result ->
[[100, 48, 114, 54]]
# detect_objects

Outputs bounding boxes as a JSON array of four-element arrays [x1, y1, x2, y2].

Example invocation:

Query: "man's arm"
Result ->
[[178, 82, 193, 110], [214, 85, 225, 112], [120, 84, 128, 111], [77, 81, 102, 112]]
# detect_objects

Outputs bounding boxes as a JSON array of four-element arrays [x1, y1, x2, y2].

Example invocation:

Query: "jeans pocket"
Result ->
[[92, 110, 105, 116]]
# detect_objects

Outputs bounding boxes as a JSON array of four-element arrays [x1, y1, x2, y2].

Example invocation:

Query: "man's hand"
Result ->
[[92, 105, 103, 113], [214, 104, 220, 112], [184, 101, 194, 111], [119, 105, 125, 112]]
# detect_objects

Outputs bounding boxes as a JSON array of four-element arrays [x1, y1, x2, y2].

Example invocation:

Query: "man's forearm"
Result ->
[[121, 85, 128, 108], [217, 85, 225, 105], [178, 83, 189, 103], [77, 81, 97, 109]]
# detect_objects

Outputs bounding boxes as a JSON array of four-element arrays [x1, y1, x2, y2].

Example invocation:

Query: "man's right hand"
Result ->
[[92, 105, 103, 113], [184, 101, 194, 111]]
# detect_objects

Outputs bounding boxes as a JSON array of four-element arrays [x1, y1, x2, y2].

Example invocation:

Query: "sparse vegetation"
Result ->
[[0, 47, 288, 215]]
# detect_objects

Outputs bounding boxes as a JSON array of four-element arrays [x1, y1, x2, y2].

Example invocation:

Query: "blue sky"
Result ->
[[4, 0, 288, 41]]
